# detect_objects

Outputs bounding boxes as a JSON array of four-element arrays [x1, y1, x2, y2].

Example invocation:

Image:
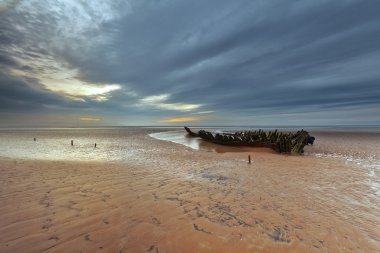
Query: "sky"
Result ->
[[0, 0, 379, 127]]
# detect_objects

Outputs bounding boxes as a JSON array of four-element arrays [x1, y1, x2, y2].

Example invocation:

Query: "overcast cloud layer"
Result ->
[[1, 0, 379, 126]]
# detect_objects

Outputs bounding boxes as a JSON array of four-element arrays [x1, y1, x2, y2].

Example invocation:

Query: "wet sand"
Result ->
[[0, 131, 379, 253]]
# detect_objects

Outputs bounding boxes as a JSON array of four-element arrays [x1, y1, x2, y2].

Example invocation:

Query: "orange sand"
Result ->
[[0, 136, 379, 253]]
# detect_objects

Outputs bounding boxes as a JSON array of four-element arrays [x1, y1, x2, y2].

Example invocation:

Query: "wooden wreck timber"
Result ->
[[184, 127, 315, 154]]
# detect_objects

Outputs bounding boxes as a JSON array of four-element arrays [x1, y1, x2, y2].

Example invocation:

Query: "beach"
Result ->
[[0, 127, 379, 252]]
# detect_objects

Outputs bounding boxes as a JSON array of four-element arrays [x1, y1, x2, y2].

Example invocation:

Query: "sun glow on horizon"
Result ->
[[159, 117, 201, 123], [80, 117, 101, 121]]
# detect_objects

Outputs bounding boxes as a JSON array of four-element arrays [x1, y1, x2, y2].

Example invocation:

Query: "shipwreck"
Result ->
[[184, 127, 315, 154]]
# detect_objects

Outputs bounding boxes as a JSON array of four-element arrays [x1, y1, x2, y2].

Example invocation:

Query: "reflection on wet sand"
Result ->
[[198, 138, 276, 154]]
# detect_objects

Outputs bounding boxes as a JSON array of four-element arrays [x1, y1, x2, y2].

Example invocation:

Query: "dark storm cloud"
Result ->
[[61, 1, 380, 110], [0, 0, 379, 125], [0, 54, 18, 67], [0, 70, 63, 111]]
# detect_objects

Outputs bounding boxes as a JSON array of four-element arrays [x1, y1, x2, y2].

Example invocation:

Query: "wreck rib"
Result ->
[[184, 127, 315, 154]]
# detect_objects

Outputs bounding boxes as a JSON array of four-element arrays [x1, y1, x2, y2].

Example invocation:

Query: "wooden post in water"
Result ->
[[94, 143, 97, 148], [248, 155, 251, 164], [34, 138, 36, 141], [71, 140, 73, 146]]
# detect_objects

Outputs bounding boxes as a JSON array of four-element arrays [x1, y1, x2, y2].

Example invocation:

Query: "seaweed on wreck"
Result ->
[[184, 127, 315, 154]]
